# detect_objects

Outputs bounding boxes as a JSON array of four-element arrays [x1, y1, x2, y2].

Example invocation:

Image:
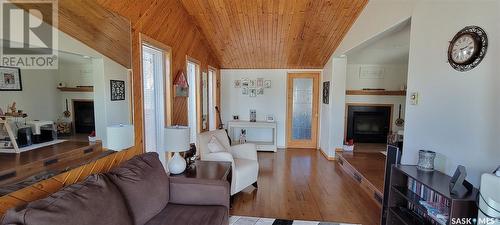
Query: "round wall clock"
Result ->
[[448, 26, 488, 72]]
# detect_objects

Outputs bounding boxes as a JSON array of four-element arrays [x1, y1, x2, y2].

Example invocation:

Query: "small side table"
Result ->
[[169, 160, 232, 207], [169, 160, 231, 185]]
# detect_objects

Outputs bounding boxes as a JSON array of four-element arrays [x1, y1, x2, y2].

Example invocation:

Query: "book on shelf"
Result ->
[[406, 178, 450, 225]]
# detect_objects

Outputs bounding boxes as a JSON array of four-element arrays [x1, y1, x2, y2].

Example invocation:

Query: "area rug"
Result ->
[[229, 216, 360, 225]]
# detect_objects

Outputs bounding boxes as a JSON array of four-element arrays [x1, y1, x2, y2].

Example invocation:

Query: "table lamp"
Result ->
[[165, 126, 190, 174], [107, 124, 135, 151]]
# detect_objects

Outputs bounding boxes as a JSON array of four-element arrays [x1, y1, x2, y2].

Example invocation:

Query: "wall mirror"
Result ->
[[0, 40, 132, 196]]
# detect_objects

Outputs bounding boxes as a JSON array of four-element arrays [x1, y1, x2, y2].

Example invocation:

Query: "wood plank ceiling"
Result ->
[[180, 0, 368, 69]]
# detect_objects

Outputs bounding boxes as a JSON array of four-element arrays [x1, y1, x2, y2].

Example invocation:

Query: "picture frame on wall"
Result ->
[[322, 81, 330, 104], [234, 80, 241, 88], [249, 80, 256, 88], [110, 80, 126, 101], [249, 88, 257, 97], [241, 78, 249, 87], [0, 66, 22, 91], [242, 87, 249, 95], [256, 78, 264, 87], [264, 80, 271, 88], [257, 88, 264, 95]]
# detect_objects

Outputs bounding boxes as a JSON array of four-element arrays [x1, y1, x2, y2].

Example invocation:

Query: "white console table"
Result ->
[[227, 120, 277, 152]]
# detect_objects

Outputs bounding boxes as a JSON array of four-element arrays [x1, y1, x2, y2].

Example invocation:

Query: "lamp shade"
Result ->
[[107, 124, 134, 151], [164, 126, 190, 152]]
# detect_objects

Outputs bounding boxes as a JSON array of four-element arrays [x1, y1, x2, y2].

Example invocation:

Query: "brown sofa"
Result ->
[[1, 152, 230, 225]]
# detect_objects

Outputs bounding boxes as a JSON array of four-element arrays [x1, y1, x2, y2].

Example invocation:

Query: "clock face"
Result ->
[[448, 26, 488, 72], [451, 34, 477, 64]]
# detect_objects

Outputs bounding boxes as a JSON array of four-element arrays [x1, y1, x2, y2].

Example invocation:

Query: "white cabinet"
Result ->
[[227, 120, 277, 152]]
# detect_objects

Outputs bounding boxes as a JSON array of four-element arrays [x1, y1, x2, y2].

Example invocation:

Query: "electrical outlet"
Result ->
[[410, 92, 419, 105]]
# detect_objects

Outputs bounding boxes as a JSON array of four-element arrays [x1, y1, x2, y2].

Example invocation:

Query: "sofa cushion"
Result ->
[[107, 152, 169, 225], [1, 174, 132, 225], [144, 204, 228, 225]]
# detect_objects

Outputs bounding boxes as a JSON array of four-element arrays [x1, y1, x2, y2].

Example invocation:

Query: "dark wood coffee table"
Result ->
[[169, 160, 231, 182]]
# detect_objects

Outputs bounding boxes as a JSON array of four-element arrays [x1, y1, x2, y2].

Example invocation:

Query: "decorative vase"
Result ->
[[417, 150, 436, 171]]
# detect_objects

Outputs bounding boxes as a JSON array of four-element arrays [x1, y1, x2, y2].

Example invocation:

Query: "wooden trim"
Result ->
[[57, 87, 93, 92], [0, 146, 142, 216], [346, 90, 406, 96], [343, 103, 394, 143], [319, 148, 336, 161], [286, 72, 320, 149]]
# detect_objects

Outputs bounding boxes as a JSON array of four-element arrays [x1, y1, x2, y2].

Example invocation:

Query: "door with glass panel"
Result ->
[[286, 73, 319, 148]]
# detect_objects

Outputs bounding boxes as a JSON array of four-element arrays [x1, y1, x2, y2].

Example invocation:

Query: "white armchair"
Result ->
[[197, 130, 259, 195]]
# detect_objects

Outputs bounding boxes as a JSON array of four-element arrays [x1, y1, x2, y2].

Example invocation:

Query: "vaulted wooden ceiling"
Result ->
[[180, 0, 368, 69], [97, 0, 368, 69]]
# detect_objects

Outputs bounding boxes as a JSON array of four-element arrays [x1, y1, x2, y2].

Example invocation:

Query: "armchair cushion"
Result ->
[[207, 135, 227, 153], [107, 152, 169, 225], [230, 143, 258, 160]]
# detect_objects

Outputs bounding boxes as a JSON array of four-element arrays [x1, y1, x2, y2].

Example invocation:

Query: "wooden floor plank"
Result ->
[[230, 149, 381, 225]]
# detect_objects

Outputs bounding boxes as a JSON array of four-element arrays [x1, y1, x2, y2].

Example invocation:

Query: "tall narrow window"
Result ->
[[208, 68, 217, 131], [187, 60, 199, 143], [142, 44, 168, 165]]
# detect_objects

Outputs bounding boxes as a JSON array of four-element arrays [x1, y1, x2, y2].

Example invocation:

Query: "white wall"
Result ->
[[220, 69, 321, 148], [1, 9, 131, 148], [346, 64, 408, 91], [57, 60, 94, 117], [402, 0, 500, 186], [333, 0, 417, 58], [345, 64, 408, 132], [320, 57, 347, 155], [0, 70, 59, 121], [320, 0, 416, 157]]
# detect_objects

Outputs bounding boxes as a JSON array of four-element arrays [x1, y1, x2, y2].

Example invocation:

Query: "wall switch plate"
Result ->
[[410, 92, 419, 105]]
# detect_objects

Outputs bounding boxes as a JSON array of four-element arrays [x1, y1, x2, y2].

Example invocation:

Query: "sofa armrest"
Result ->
[[230, 143, 258, 160], [168, 177, 230, 209]]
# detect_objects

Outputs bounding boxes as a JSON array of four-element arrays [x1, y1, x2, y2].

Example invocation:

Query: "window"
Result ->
[[187, 60, 200, 143], [208, 68, 217, 131], [142, 41, 170, 167]]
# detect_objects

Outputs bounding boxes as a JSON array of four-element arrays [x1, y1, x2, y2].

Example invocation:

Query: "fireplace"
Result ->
[[73, 100, 95, 134], [346, 105, 392, 143]]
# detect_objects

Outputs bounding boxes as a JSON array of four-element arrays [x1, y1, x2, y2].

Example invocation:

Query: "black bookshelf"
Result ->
[[386, 165, 478, 225]]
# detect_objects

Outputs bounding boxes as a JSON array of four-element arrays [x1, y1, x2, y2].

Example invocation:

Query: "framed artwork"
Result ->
[[257, 88, 264, 95], [242, 87, 249, 95], [110, 80, 126, 101], [256, 78, 264, 87], [264, 80, 271, 88], [241, 78, 249, 87], [173, 71, 189, 97], [322, 81, 330, 104], [234, 80, 241, 88], [249, 80, 256, 88], [249, 88, 257, 97], [0, 67, 22, 91]]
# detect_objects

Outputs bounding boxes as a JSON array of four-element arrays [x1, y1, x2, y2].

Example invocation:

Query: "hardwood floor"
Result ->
[[230, 149, 381, 225]]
